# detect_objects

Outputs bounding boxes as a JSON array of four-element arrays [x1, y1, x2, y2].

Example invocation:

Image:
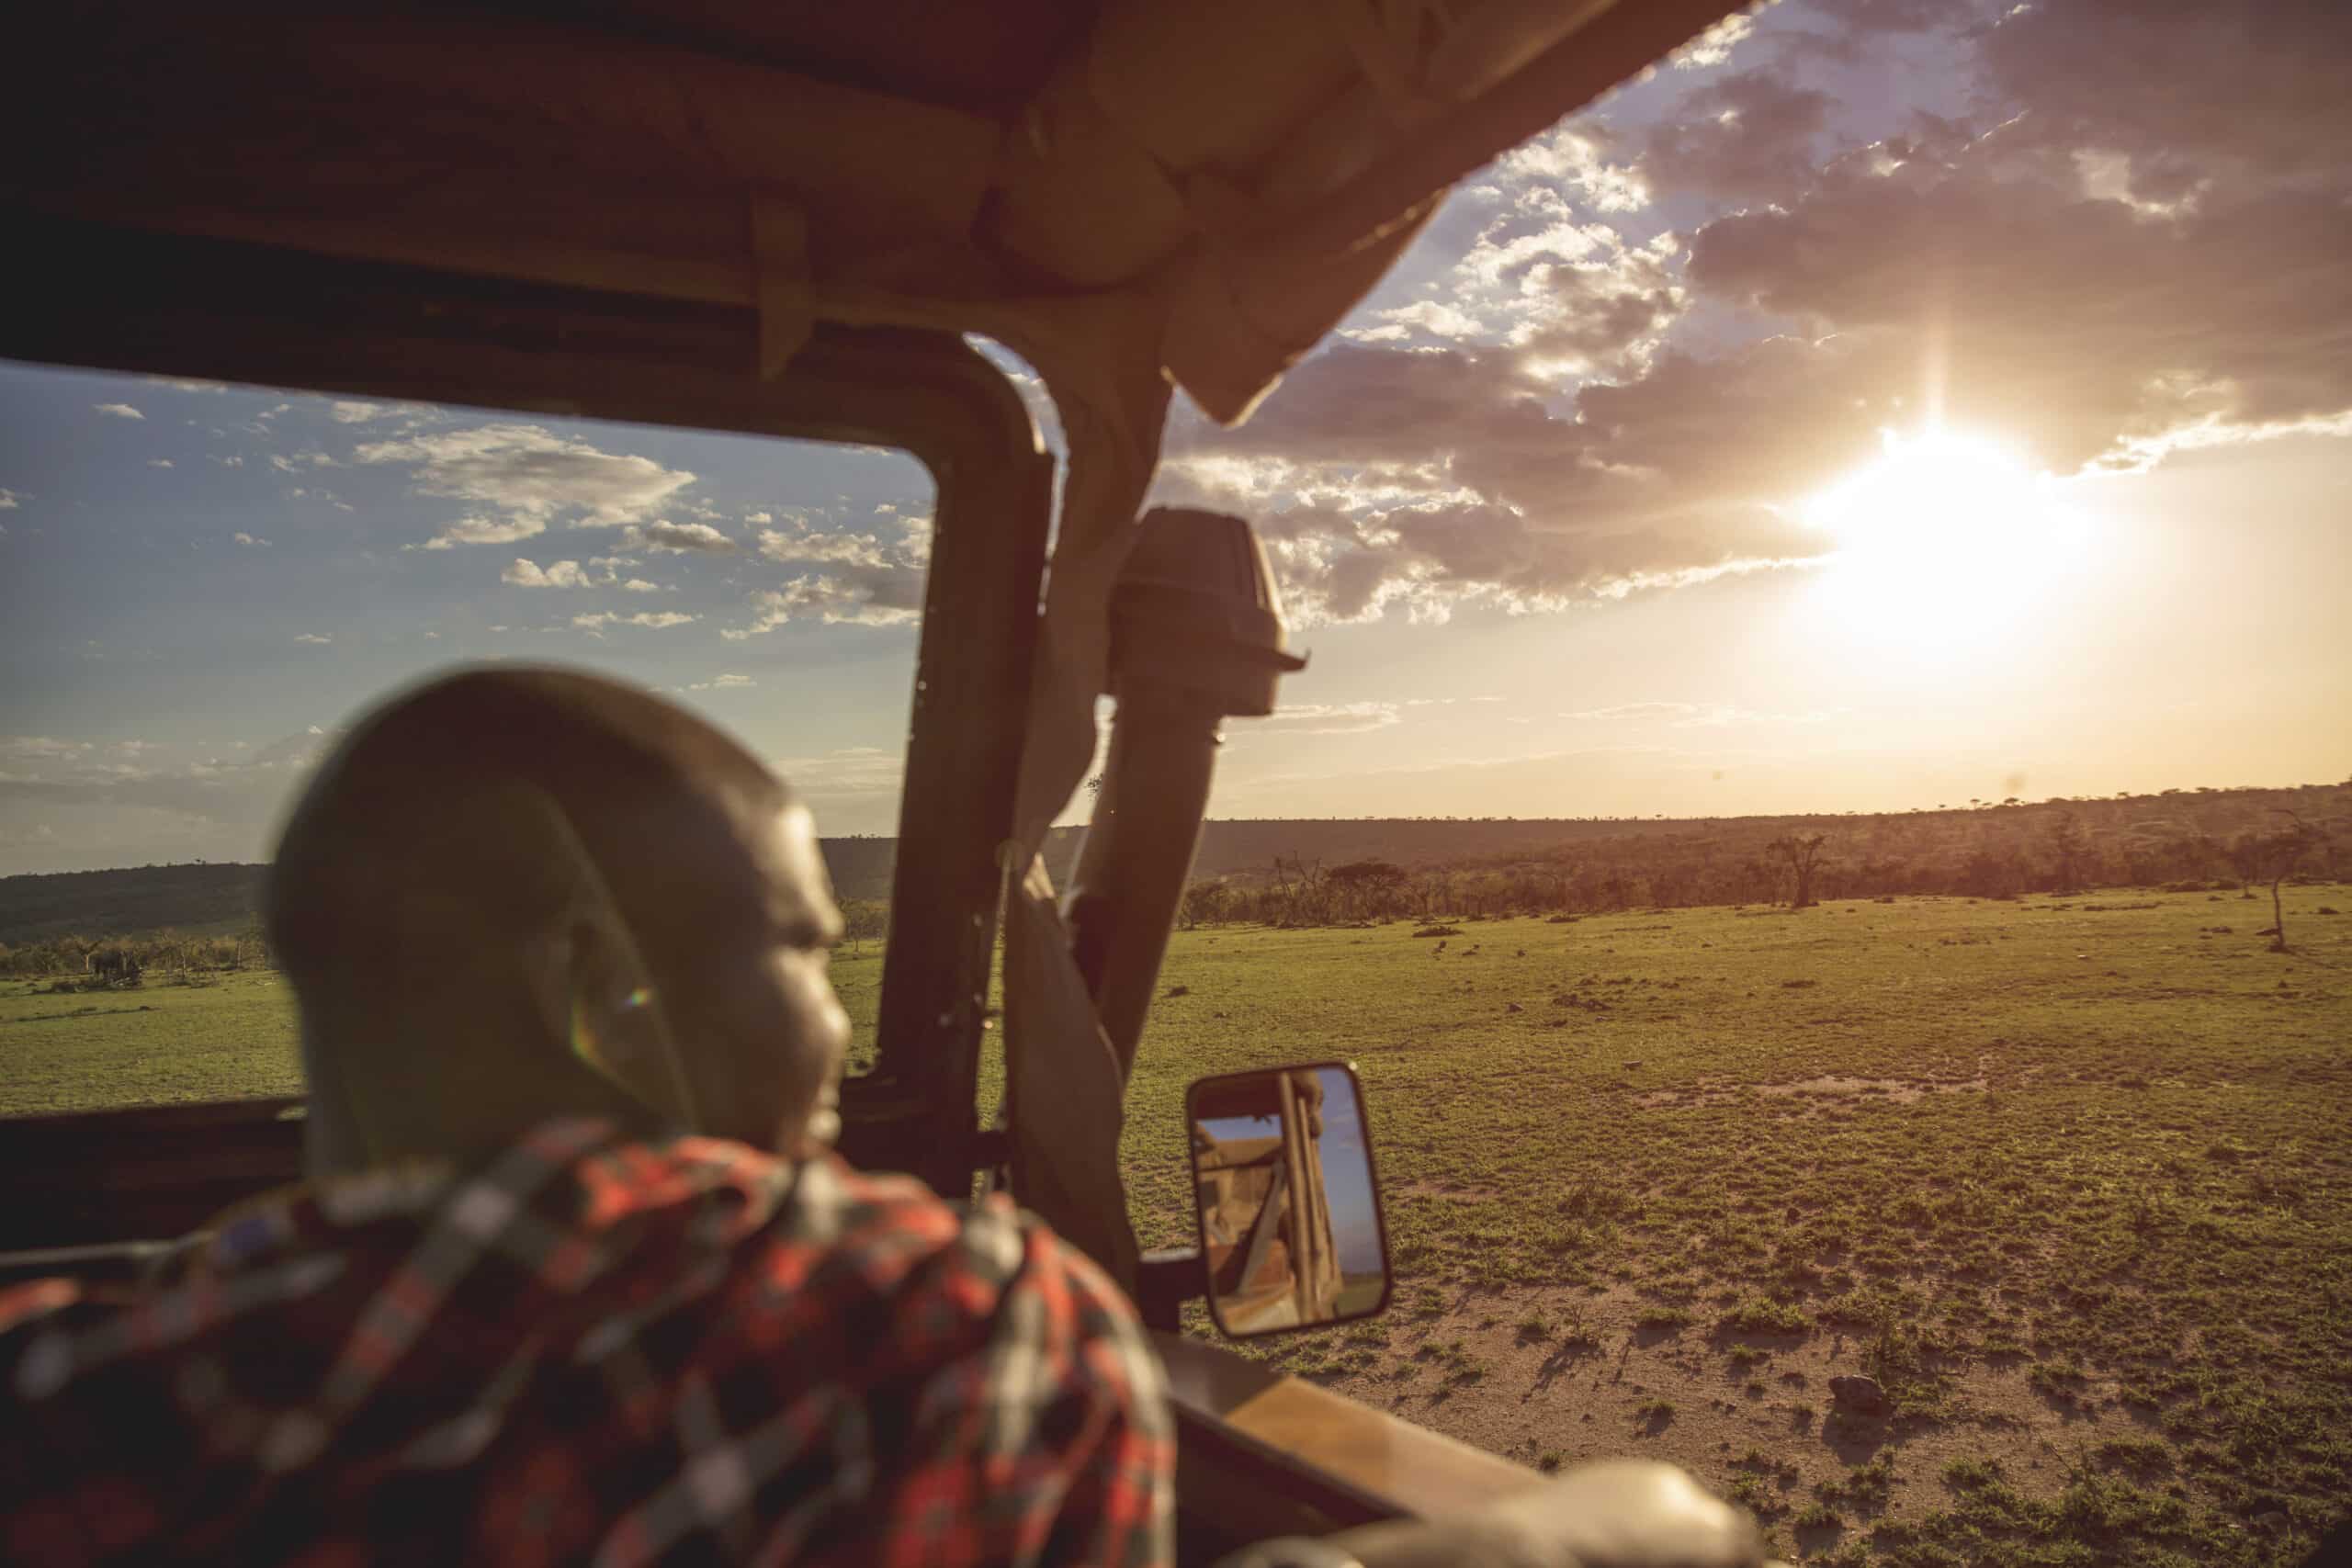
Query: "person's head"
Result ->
[[266, 666, 849, 1179]]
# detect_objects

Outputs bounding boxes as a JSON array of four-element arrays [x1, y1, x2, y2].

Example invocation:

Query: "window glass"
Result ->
[[0, 365, 934, 1109]]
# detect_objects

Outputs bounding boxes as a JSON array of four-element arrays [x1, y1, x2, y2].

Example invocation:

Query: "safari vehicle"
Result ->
[[0, 1, 1827, 1562]]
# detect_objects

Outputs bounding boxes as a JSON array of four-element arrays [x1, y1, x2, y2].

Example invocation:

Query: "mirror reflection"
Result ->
[[1189, 1063, 1388, 1336]]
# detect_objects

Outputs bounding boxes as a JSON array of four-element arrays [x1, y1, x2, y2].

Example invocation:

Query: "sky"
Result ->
[[3, 0, 2347, 875]]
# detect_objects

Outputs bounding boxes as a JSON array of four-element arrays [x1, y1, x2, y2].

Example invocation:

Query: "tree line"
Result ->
[[1171, 785, 2347, 931], [0, 926, 271, 982]]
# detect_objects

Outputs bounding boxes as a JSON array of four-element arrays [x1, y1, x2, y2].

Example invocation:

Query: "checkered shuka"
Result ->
[[0, 1119, 1175, 1566]]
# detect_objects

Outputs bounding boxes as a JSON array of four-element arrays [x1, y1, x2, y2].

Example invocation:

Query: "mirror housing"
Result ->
[[1187, 1062, 1390, 1337]]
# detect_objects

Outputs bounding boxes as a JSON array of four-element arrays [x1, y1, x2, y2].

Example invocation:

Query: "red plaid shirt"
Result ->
[[0, 1119, 1174, 1566]]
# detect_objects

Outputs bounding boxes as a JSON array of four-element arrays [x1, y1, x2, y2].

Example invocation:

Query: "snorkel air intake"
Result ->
[[1064, 509, 1306, 1077]]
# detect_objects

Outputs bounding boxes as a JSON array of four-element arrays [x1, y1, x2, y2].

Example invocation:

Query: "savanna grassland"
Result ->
[[4, 886, 2348, 1562], [0, 968, 300, 1113], [1120, 889, 2352, 1565]]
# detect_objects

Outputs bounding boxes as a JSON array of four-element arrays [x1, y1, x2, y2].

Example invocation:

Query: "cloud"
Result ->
[[723, 569, 924, 637], [0, 491, 20, 510], [1508, 232, 1686, 376], [209, 456, 244, 468], [356, 422, 696, 548], [896, 514, 933, 565], [1785, 0, 1966, 46], [1644, 69, 1833, 200], [2, 737, 95, 761], [293, 633, 332, 645], [328, 401, 388, 423], [686, 673, 755, 691], [146, 458, 174, 468], [1496, 126, 1651, 215], [1558, 702, 1834, 728], [1157, 344, 1826, 623], [1253, 702, 1403, 736], [1977, 0, 2352, 200], [616, 520, 736, 555], [1684, 149, 2352, 472], [571, 611, 697, 632], [1160, 0, 2352, 626], [1344, 299, 1487, 345], [93, 403, 144, 420], [1668, 9, 1756, 70], [744, 511, 775, 525], [0, 728, 343, 864], [144, 378, 232, 393], [232, 532, 269, 547], [503, 558, 594, 589], [1559, 702, 1701, 722], [503, 557, 668, 594], [420, 515, 545, 550], [757, 525, 888, 568], [766, 746, 901, 803]]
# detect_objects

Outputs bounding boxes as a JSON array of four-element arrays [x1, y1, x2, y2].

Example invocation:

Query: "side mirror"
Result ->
[[1187, 1062, 1390, 1337]]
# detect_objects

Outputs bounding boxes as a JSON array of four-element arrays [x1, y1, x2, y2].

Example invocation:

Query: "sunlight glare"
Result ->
[[1805, 432, 2086, 656]]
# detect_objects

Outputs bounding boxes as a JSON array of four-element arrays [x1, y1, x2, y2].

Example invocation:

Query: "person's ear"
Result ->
[[559, 908, 700, 1133]]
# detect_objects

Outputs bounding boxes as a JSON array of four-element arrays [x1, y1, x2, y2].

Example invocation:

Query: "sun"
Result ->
[[1804, 431, 2085, 654]]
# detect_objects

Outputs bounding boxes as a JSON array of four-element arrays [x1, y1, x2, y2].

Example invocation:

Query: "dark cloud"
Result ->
[[1689, 157, 2352, 469], [1179, 345, 1569, 471], [1644, 70, 1832, 200], [1162, 0, 2352, 624], [724, 562, 926, 637], [1756, 0, 1999, 68], [1980, 0, 2352, 193], [1512, 240, 1687, 374]]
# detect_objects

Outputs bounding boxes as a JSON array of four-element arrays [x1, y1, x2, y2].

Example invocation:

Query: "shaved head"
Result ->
[[267, 667, 848, 1179]]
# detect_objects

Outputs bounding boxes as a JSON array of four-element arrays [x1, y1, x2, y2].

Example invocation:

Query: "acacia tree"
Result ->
[[1325, 859, 1406, 922], [2244, 812, 2325, 953], [1768, 832, 1830, 909]]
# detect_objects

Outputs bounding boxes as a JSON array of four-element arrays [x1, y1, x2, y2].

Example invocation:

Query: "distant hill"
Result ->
[[0, 863, 266, 945], [0, 845, 912, 943], [831, 818, 1747, 898], [6, 784, 2341, 942]]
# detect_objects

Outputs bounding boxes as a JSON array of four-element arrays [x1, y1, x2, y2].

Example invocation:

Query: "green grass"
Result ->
[[1125, 887, 2352, 1563], [0, 971, 300, 1112], [5, 886, 2350, 1562], [0, 941, 895, 1119]]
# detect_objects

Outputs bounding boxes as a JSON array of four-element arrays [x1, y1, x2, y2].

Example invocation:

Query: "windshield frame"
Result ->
[[2, 220, 1056, 1201]]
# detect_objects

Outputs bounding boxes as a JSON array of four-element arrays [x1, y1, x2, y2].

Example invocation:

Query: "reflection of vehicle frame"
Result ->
[[1184, 1061, 1393, 1340]]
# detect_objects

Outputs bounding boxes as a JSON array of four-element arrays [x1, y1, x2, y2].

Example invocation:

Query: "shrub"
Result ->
[[1719, 1295, 1811, 1335]]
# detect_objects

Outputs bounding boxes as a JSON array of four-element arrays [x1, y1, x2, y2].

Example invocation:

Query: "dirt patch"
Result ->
[[1754, 1075, 1987, 1104], [1292, 1283, 2150, 1542], [1633, 1086, 1742, 1111], [1631, 1075, 1987, 1111], [1396, 1179, 1504, 1202]]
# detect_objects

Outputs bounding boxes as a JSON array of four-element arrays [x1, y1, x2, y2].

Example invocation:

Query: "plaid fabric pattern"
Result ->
[[0, 1120, 1174, 1567]]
